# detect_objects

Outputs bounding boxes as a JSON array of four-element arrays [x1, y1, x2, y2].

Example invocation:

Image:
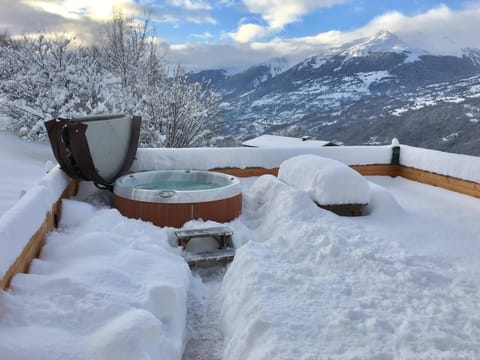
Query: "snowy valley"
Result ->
[[192, 31, 480, 155]]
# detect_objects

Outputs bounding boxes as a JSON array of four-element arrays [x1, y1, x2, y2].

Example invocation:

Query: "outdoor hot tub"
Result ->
[[113, 170, 242, 228]]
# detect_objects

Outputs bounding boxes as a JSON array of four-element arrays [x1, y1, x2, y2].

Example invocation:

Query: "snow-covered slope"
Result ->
[[188, 57, 290, 99], [201, 31, 480, 155]]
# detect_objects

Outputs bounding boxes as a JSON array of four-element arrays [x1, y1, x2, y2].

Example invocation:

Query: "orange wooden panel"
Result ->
[[351, 165, 400, 177], [398, 166, 480, 198], [214, 165, 399, 178], [193, 194, 242, 224], [211, 167, 279, 177], [114, 194, 243, 228]]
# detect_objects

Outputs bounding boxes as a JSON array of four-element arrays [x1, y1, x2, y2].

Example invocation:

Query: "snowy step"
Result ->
[[184, 248, 235, 268], [175, 226, 233, 249]]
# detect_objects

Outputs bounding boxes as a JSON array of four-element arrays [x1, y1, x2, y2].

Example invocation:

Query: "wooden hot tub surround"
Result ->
[[113, 170, 243, 228], [114, 193, 242, 228]]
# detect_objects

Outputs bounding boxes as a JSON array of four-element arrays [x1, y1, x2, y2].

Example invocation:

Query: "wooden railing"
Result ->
[[214, 164, 480, 199], [0, 180, 78, 290], [397, 166, 480, 199]]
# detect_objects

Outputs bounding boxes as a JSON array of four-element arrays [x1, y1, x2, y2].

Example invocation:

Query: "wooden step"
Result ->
[[184, 248, 236, 268], [175, 226, 233, 249]]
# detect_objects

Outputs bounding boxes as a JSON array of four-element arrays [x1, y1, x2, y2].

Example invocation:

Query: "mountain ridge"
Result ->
[[191, 31, 480, 155]]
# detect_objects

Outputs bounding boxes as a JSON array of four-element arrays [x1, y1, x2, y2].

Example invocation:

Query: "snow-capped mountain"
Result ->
[[188, 57, 289, 99], [338, 30, 428, 60], [197, 31, 480, 155], [463, 48, 480, 66]]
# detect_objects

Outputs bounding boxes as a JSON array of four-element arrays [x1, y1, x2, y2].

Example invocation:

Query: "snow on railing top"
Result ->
[[400, 145, 480, 184], [0, 166, 70, 278], [132, 143, 480, 183], [132, 145, 394, 172]]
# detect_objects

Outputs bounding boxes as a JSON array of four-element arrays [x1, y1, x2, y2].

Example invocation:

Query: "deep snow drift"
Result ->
[[1, 174, 479, 359], [1, 133, 480, 359], [0, 196, 191, 360], [222, 175, 480, 359]]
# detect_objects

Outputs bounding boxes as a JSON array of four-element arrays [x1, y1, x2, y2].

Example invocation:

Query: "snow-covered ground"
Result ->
[[223, 175, 480, 359], [0, 132, 54, 216], [1, 133, 480, 359], [0, 197, 191, 359]]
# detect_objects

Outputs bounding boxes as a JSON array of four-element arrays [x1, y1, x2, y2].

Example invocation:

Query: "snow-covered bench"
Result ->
[[278, 154, 370, 215]]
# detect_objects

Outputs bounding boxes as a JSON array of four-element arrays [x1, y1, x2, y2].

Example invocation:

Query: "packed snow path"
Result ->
[[183, 266, 227, 360]]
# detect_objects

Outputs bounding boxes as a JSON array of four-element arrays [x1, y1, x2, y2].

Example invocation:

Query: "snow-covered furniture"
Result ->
[[278, 154, 370, 215]]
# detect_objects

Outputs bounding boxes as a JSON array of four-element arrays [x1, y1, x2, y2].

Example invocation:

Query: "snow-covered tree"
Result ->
[[100, 9, 167, 146], [100, 9, 157, 112], [100, 10, 222, 147], [0, 10, 223, 147], [0, 35, 118, 141], [0, 31, 11, 47], [154, 65, 222, 148]]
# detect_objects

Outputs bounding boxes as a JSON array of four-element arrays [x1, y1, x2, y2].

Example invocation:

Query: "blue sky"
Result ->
[[1, 0, 480, 69], [153, 0, 469, 44]]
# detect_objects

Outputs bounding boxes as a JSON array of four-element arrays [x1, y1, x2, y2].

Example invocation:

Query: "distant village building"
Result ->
[[242, 134, 336, 148]]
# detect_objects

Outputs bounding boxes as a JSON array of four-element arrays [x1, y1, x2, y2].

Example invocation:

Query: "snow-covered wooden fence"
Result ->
[[0, 168, 77, 290], [133, 145, 480, 199]]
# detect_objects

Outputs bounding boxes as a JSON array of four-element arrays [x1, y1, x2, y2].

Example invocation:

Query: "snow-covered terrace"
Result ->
[[1, 137, 480, 359]]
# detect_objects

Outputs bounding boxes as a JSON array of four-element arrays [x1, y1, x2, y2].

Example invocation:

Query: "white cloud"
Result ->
[[157, 11, 216, 25], [167, 42, 276, 71], [191, 31, 214, 40], [242, 0, 345, 29], [0, 0, 217, 43], [359, 5, 480, 55], [189, 13, 216, 24], [228, 0, 346, 42], [3, 0, 480, 72], [218, 0, 236, 6], [154, 0, 216, 25], [23, 0, 141, 21], [229, 23, 271, 43], [169, 4, 480, 70], [167, 0, 211, 11]]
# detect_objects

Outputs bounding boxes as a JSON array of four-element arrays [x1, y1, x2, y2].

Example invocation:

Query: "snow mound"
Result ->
[[0, 203, 191, 360], [59, 199, 98, 228], [278, 154, 370, 205], [221, 175, 480, 360]]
